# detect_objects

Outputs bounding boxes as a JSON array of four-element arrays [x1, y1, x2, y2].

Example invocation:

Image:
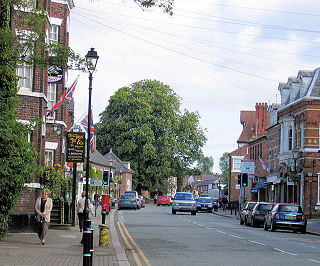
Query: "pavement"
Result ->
[[0, 206, 128, 266], [212, 208, 320, 236]]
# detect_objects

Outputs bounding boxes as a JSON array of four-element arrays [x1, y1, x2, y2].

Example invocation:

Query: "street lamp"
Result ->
[[83, 48, 99, 266]]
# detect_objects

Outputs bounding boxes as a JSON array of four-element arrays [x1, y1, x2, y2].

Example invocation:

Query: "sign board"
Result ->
[[241, 160, 255, 175], [66, 132, 85, 162], [235, 184, 240, 190], [90, 179, 103, 187]]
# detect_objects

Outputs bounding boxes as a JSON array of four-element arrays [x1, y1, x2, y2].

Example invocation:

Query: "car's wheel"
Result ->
[[263, 220, 268, 231], [270, 221, 277, 232], [240, 218, 244, 225], [191, 211, 196, 215], [157, 204, 159, 206], [134, 207, 137, 210], [118, 207, 121, 210], [245, 217, 249, 226], [300, 226, 306, 234], [172, 209, 176, 214]]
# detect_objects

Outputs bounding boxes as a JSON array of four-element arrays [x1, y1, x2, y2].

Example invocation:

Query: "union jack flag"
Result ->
[[80, 112, 95, 152], [48, 76, 79, 116], [259, 158, 270, 172]]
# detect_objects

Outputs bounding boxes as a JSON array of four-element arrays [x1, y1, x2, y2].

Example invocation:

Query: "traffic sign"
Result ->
[[241, 160, 255, 174], [90, 179, 103, 187]]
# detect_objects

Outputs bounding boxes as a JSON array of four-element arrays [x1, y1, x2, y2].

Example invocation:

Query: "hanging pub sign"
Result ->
[[48, 64, 63, 83], [66, 132, 85, 162]]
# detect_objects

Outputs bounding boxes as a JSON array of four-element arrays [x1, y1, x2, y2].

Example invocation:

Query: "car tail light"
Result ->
[[275, 213, 279, 220], [302, 216, 305, 221], [254, 210, 260, 215]]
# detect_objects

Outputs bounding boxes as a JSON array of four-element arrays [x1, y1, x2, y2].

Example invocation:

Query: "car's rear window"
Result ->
[[175, 193, 194, 200], [159, 196, 167, 199], [258, 204, 273, 211], [198, 198, 211, 203], [122, 195, 134, 199], [278, 205, 302, 213]]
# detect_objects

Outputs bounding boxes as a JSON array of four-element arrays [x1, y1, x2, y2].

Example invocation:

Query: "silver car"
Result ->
[[172, 192, 197, 215]]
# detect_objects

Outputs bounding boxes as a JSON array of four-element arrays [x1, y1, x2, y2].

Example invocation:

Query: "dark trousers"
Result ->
[[78, 212, 84, 231]]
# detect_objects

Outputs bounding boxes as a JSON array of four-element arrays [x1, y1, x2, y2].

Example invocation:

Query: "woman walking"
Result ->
[[35, 188, 53, 245]]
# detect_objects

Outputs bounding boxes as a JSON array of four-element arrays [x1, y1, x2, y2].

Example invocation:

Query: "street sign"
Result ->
[[241, 160, 255, 175], [66, 132, 85, 162], [90, 179, 102, 187]]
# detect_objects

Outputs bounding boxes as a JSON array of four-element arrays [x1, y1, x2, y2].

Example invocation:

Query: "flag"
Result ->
[[80, 112, 95, 152], [48, 76, 79, 116], [259, 158, 270, 172]]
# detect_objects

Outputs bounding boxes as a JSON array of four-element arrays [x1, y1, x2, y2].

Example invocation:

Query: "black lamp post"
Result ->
[[83, 48, 99, 266], [108, 158, 114, 211]]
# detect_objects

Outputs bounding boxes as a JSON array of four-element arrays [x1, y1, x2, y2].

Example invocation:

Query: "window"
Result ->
[[232, 156, 243, 172], [300, 122, 304, 149], [49, 25, 59, 44], [16, 37, 33, 90], [45, 150, 54, 167], [47, 83, 56, 111], [273, 147, 277, 169], [288, 127, 293, 151]]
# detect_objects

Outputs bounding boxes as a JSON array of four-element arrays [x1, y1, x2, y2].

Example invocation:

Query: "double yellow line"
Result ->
[[117, 221, 151, 266]]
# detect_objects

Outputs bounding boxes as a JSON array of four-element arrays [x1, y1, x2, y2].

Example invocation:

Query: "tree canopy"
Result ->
[[197, 156, 214, 174], [219, 152, 230, 185], [96, 79, 206, 193]]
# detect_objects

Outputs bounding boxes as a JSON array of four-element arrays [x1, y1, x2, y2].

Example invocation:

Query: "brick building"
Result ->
[[11, 0, 75, 226], [229, 104, 269, 202], [267, 68, 320, 216]]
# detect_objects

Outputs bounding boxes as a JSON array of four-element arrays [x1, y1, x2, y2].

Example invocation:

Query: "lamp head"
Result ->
[[86, 48, 99, 73]]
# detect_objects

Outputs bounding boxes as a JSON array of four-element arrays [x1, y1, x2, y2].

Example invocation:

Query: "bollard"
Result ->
[[83, 230, 91, 266], [89, 227, 94, 266], [99, 224, 109, 247]]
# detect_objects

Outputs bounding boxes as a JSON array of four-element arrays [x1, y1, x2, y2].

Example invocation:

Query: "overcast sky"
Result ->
[[68, 0, 320, 173]]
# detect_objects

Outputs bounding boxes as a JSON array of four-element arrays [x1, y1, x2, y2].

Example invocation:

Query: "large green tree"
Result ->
[[96, 79, 206, 193], [219, 152, 230, 185], [197, 156, 214, 174]]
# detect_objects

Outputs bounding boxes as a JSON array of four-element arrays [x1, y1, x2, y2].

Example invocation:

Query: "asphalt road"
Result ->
[[116, 205, 320, 266]]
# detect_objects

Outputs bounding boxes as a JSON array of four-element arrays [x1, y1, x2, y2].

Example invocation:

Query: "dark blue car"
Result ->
[[264, 203, 307, 234]]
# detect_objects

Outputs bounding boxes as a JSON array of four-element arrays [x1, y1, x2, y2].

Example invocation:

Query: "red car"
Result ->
[[157, 196, 171, 206]]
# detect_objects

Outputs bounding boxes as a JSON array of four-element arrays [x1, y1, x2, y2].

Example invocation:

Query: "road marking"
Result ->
[[117, 222, 142, 266], [119, 221, 152, 266], [229, 234, 244, 240], [308, 259, 320, 264], [274, 248, 297, 256], [248, 240, 266, 246], [206, 227, 212, 229], [215, 230, 227, 234]]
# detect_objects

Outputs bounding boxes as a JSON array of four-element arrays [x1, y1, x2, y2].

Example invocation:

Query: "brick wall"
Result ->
[[12, 187, 41, 215]]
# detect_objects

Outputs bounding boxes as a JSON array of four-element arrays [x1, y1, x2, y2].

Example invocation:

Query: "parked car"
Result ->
[[157, 196, 171, 206], [239, 201, 257, 225], [172, 192, 197, 215], [123, 191, 141, 209], [196, 197, 213, 212], [118, 194, 139, 210], [139, 196, 145, 208], [264, 203, 307, 233], [246, 202, 274, 227]]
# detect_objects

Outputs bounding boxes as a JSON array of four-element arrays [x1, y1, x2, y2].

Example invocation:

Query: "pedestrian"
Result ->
[[35, 188, 53, 245], [222, 196, 228, 212], [94, 193, 100, 209], [77, 191, 94, 232]]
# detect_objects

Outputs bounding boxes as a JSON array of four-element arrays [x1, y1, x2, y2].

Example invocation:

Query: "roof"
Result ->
[[104, 150, 134, 173]]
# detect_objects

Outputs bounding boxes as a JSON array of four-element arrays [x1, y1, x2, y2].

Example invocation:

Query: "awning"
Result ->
[[251, 182, 272, 193]]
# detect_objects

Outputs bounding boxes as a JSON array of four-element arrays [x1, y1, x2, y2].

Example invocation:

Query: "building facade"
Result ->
[[11, 0, 75, 226]]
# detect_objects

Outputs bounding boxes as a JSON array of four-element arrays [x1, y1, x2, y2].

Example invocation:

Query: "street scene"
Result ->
[[1, 0, 320, 265]]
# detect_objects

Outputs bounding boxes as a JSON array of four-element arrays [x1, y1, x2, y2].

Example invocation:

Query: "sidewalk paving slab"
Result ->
[[0, 207, 122, 266]]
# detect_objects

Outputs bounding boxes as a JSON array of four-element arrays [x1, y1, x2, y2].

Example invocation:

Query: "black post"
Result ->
[[83, 71, 93, 266], [108, 168, 111, 214], [95, 186, 97, 217], [71, 163, 77, 226], [83, 230, 91, 266]]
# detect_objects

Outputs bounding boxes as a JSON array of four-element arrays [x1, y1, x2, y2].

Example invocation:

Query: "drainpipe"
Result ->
[[300, 172, 304, 211]]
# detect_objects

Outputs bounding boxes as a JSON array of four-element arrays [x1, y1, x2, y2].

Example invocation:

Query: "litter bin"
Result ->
[[99, 224, 109, 247]]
